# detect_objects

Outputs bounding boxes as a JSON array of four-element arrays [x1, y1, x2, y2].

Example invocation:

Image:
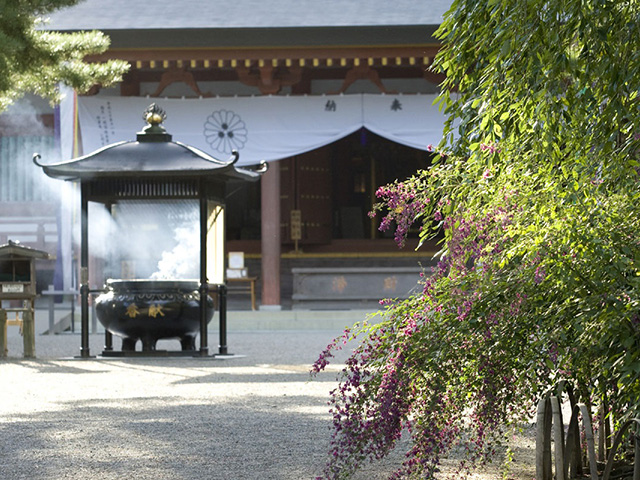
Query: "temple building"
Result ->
[[0, 0, 452, 309]]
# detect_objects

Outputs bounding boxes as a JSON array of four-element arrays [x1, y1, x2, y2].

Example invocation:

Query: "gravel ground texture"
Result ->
[[1, 326, 536, 480]]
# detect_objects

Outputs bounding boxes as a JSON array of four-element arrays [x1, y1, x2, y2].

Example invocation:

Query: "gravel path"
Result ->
[[0, 330, 536, 480]]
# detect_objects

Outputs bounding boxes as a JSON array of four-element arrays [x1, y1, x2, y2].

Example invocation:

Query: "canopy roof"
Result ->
[[0, 241, 53, 260], [35, 104, 265, 183]]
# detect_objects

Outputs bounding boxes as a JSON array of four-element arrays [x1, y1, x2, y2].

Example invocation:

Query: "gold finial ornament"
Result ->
[[143, 103, 167, 126], [137, 103, 172, 142]]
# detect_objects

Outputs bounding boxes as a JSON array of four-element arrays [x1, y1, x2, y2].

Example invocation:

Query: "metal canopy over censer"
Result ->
[[35, 104, 266, 358]]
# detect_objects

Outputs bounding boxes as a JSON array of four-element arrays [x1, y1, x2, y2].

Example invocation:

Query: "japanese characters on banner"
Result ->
[[362, 94, 446, 151], [74, 94, 445, 166]]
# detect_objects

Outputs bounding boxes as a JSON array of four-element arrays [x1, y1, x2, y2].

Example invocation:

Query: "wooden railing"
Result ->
[[536, 384, 640, 480]]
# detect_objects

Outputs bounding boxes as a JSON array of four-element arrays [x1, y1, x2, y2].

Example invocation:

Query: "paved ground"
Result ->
[[0, 308, 536, 480]]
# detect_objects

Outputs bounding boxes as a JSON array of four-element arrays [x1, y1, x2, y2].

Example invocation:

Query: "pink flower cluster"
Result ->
[[480, 142, 500, 154], [373, 182, 430, 248]]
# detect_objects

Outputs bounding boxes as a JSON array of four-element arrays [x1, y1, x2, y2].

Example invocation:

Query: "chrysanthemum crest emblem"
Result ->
[[203, 110, 248, 154]]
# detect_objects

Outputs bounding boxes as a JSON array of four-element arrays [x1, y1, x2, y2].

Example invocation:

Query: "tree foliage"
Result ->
[[313, 0, 640, 478], [0, 0, 129, 111]]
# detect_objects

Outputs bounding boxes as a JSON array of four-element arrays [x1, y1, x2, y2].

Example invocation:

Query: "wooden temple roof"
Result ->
[[45, 0, 451, 30], [43, 0, 450, 96], [44, 0, 449, 71]]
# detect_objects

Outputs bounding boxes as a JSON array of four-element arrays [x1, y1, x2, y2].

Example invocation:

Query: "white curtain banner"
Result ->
[[59, 85, 76, 161], [362, 94, 445, 151], [75, 94, 445, 166]]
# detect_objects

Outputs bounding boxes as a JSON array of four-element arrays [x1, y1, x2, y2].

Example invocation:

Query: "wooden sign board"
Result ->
[[290, 210, 302, 241], [2, 284, 24, 293]]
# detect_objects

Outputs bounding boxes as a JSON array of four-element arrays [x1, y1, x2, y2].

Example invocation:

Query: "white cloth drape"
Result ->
[[56, 85, 79, 290], [73, 94, 445, 166], [59, 85, 76, 161]]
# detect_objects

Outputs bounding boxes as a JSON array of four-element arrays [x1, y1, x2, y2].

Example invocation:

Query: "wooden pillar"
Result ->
[[22, 309, 35, 358], [260, 161, 281, 309], [0, 309, 6, 358]]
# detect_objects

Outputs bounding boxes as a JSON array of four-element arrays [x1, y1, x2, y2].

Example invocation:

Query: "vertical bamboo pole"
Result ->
[[599, 403, 605, 462], [566, 388, 582, 476], [604, 398, 612, 457], [536, 397, 552, 480], [599, 393, 611, 463], [578, 404, 600, 480], [551, 396, 566, 480], [544, 398, 553, 479]]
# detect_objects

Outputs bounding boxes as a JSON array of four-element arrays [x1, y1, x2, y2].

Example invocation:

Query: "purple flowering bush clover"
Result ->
[[313, 0, 640, 477], [314, 184, 640, 478], [313, 200, 551, 478], [369, 181, 432, 248]]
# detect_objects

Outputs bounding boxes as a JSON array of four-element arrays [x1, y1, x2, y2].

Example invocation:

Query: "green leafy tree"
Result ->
[[0, 0, 129, 111], [313, 0, 640, 478]]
